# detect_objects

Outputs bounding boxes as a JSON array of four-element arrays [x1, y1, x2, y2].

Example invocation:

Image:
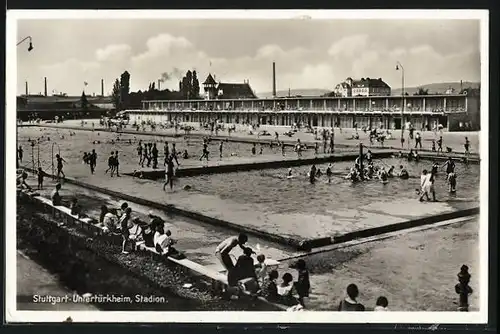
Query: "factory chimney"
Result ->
[[101, 79, 104, 96], [272, 62, 276, 98], [44, 77, 47, 97], [25, 81, 28, 96]]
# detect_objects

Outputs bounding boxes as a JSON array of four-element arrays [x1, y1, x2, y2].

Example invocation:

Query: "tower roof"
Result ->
[[203, 73, 217, 85]]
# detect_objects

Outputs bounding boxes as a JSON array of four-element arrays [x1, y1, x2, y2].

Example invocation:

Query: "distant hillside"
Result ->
[[257, 89, 330, 98], [392, 81, 480, 96]]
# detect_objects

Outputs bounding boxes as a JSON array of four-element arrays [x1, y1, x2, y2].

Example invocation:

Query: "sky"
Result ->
[[16, 18, 481, 97]]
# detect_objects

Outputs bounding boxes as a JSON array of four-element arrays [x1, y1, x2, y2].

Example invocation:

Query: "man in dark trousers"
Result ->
[[89, 149, 97, 174]]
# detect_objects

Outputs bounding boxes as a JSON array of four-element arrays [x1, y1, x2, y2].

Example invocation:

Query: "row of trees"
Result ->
[[179, 70, 201, 100], [111, 69, 201, 111]]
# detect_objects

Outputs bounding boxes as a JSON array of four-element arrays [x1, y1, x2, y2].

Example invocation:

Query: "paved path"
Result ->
[[17, 252, 98, 311]]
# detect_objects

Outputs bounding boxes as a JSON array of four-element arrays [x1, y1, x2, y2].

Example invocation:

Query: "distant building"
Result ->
[[445, 87, 456, 95], [332, 77, 390, 97], [332, 77, 353, 97], [351, 77, 391, 96], [203, 73, 256, 100]]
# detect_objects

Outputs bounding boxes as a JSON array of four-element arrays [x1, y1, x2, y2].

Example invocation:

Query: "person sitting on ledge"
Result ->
[[51, 183, 62, 206], [232, 247, 258, 293], [260, 269, 279, 302], [70, 197, 85, 218], [278, 273, 298, 306], [255, 254, 268, 285], [102, 207, 120, 234], [154, 228, 177, 256], [17, 171, 32, 192], [338, 283, 365, 311]]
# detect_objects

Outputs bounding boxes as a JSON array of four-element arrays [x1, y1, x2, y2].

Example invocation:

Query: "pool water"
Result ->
[[181, 158, 480, 216], [17, 127, 356, 174]]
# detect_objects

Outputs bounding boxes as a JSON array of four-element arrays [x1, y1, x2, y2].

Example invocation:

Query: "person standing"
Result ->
[[464, 137, 470, 156], [152, 143, 159, 169], [281, 141, 286, 157], [437, 136, 443, 153], [89, 149, 97, 174], [55, 154, 66, 180], [163, 156, 175, 191], [114, 151, 121, 177], [219, 141, 224, 159], [415, 132, 422, 149], [18, 145, 24, 162], [171, 143, 180, 166], [105, 152, 115, 176]]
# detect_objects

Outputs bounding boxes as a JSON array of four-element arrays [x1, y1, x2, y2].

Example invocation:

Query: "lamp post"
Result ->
[[17, 36, 34, 168], [395, 61, 405, 142], [17, 36, 34, 52]]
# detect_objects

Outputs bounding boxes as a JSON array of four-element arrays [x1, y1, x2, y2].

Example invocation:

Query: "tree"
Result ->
[[80, 91, 88, 110], [120, 71, 131, 109], [179, 81, 182, 92], [111, 79, 121, 111], [191, 70, 200, 99], [415, 87, 429, 95], [185, 70, 193, 99], [181, 76, 189, 99], [151, 81, 155, 91]]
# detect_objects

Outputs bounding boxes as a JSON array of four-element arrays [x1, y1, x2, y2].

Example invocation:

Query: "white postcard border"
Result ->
[[5, 9, 490, 324]]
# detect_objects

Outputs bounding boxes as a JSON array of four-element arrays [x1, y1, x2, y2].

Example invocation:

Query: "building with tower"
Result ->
[[203, 73, 256, 100]]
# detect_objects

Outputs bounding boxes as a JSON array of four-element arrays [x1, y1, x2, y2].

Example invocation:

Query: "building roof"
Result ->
[[203, 73, 217, 85], [216, 83, 257, 99], [352, 78, 390, 89]]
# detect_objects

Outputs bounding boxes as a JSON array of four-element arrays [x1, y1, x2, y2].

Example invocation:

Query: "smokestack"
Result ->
[[272, 62, 276, 97], [158, 79, 161, 91], [44, 77, 47, 97], [25, 81, 28, 96], [101, 79, 104, 96]]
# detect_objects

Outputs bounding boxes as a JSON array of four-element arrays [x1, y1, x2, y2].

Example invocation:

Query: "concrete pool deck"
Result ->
[[23, 178, 300, 273], [18, 180, 480, 312], [22, 167, 479, 250], [25, 120, 481, 155]]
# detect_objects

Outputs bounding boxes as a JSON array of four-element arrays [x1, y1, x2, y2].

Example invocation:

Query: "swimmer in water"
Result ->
[[447, 171, 457, 193], [387, 166, 395, 178], [398, 165, 409, 179], [326, 163, 333, 183], [309, 165, 317, 184], [379, 167, 388, 183], [287, 168, 293, 178], [316, 168, 322, 177]]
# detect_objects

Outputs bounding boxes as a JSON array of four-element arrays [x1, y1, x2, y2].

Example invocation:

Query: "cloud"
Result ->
[[328, 34, 369, 57], [95, 44, 132, 62], [28, 32, 480, 96]]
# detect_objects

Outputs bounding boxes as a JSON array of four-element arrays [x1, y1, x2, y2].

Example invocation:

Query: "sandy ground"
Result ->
[[280, 217, 480, 311]]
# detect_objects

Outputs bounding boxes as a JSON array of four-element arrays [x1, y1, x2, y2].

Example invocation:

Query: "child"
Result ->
[[37, 167, 49, 190], [374, 296, 389, 311], [278, 273, 297, 306], [448, 171, 457, 193], [255, 254, 268, 284], [293, 259, 311, 307]]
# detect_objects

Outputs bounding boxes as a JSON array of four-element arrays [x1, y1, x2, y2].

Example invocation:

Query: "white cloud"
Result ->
[[328, 34, 369, 57], [95, 44, 132, 62], [30, 32, 480, 96]]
